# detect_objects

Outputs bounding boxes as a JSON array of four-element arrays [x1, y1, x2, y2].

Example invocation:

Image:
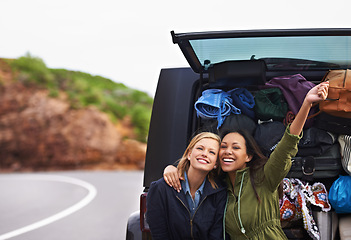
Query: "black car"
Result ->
[[126, 28, 351, 240]]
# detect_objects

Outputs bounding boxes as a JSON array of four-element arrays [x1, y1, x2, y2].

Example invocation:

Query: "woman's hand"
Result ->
[[305, 81, 329, 105], [290, 81, 329, 135], [163, 165, 183, 192]]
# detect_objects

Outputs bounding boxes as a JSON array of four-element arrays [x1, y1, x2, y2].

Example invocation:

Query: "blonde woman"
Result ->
[[146, 132, 227, 240]]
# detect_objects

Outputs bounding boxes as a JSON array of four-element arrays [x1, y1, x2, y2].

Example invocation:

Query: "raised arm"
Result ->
[[264, 81, 329, 191], [290, 81, 329, 135]]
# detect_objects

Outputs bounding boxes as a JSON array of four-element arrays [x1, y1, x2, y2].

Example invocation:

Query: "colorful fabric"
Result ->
[[280, 178, 331, 240]]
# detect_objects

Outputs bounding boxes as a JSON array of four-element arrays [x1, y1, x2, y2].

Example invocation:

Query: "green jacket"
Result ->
[[224, 126, 301, 240]]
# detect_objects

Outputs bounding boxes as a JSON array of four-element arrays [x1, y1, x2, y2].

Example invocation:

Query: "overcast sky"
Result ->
[[1, 0, 351, 97]]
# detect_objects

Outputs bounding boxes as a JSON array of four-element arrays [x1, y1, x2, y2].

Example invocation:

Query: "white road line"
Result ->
[[0, 174, 97, 240]]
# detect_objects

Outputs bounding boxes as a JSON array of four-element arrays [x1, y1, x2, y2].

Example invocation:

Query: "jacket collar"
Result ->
[[177, 176, 226, 199], [226, 167, 249, 196]]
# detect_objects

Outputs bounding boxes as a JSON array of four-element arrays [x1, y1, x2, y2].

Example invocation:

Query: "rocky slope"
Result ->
[[0, 59, 147, 172]]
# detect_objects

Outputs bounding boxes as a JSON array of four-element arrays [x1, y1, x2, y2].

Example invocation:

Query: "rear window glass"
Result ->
[[190, 36, 351, 70]]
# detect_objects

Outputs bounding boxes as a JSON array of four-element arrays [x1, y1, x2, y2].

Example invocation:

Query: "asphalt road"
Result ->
[[0, 170, 144, 240]]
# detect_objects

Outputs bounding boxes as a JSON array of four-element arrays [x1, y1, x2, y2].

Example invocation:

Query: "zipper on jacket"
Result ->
[[191, 196, 208, 239], [176, 195, 208, 240], [190, 219, 193, 239], [176, 196, 194, 239]]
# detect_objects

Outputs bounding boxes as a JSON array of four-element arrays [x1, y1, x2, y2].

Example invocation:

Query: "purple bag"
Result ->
[[263, 74, 317, 128]]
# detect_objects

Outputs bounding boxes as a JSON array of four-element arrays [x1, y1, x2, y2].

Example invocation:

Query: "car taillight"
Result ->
[[140, 192, 150, 232]]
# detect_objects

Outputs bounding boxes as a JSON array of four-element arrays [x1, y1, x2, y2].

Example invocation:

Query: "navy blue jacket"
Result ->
[[146, 177, 227, 240]]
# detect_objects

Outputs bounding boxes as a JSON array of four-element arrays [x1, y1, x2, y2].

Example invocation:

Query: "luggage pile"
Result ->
[[195, 69, 351, 240]]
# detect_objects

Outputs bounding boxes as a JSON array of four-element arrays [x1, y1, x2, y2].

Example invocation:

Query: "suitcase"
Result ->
[[339, 214, 351, 240], [283, 227, 310, 240], [312, 210, 338, 240], [282, 218, 311, 240], [287, 143, 342, 181], [315, 112, 351, 135]]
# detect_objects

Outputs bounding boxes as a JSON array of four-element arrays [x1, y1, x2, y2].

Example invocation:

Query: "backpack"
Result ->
[[315, 69, 351, 118]]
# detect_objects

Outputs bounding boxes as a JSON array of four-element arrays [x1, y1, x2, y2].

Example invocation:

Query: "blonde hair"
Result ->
[[177, 132, 221, 189]]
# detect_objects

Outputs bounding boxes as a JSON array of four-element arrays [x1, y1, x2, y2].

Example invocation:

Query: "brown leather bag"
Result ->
[[317, 69, 351, 118]]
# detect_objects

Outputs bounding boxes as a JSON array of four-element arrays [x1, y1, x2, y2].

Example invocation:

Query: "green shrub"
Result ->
[[103, 96, 127, 119], [10, 53, 55, 87], [130, 104, 152, 142], [49, 88, 59, 98], [8, 54, 153, 142]]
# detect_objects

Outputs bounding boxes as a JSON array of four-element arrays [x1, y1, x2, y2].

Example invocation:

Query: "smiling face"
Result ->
[[219, 132, 252, 173], [187, 138, 219, 173]]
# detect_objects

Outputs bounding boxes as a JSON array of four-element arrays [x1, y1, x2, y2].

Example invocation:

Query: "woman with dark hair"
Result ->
[[164, 81, 329, 239], [146, 132, 227, 240]]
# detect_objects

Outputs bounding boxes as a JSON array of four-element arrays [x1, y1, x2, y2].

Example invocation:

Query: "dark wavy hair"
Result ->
[[220, 129, 269, 203]]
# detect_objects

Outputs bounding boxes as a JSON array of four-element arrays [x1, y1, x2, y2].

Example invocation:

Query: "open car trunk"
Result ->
[[136, 28, 351, 240]]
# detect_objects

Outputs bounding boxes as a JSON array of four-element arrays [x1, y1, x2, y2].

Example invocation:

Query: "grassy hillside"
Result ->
[[6, 53, 153, 142]]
